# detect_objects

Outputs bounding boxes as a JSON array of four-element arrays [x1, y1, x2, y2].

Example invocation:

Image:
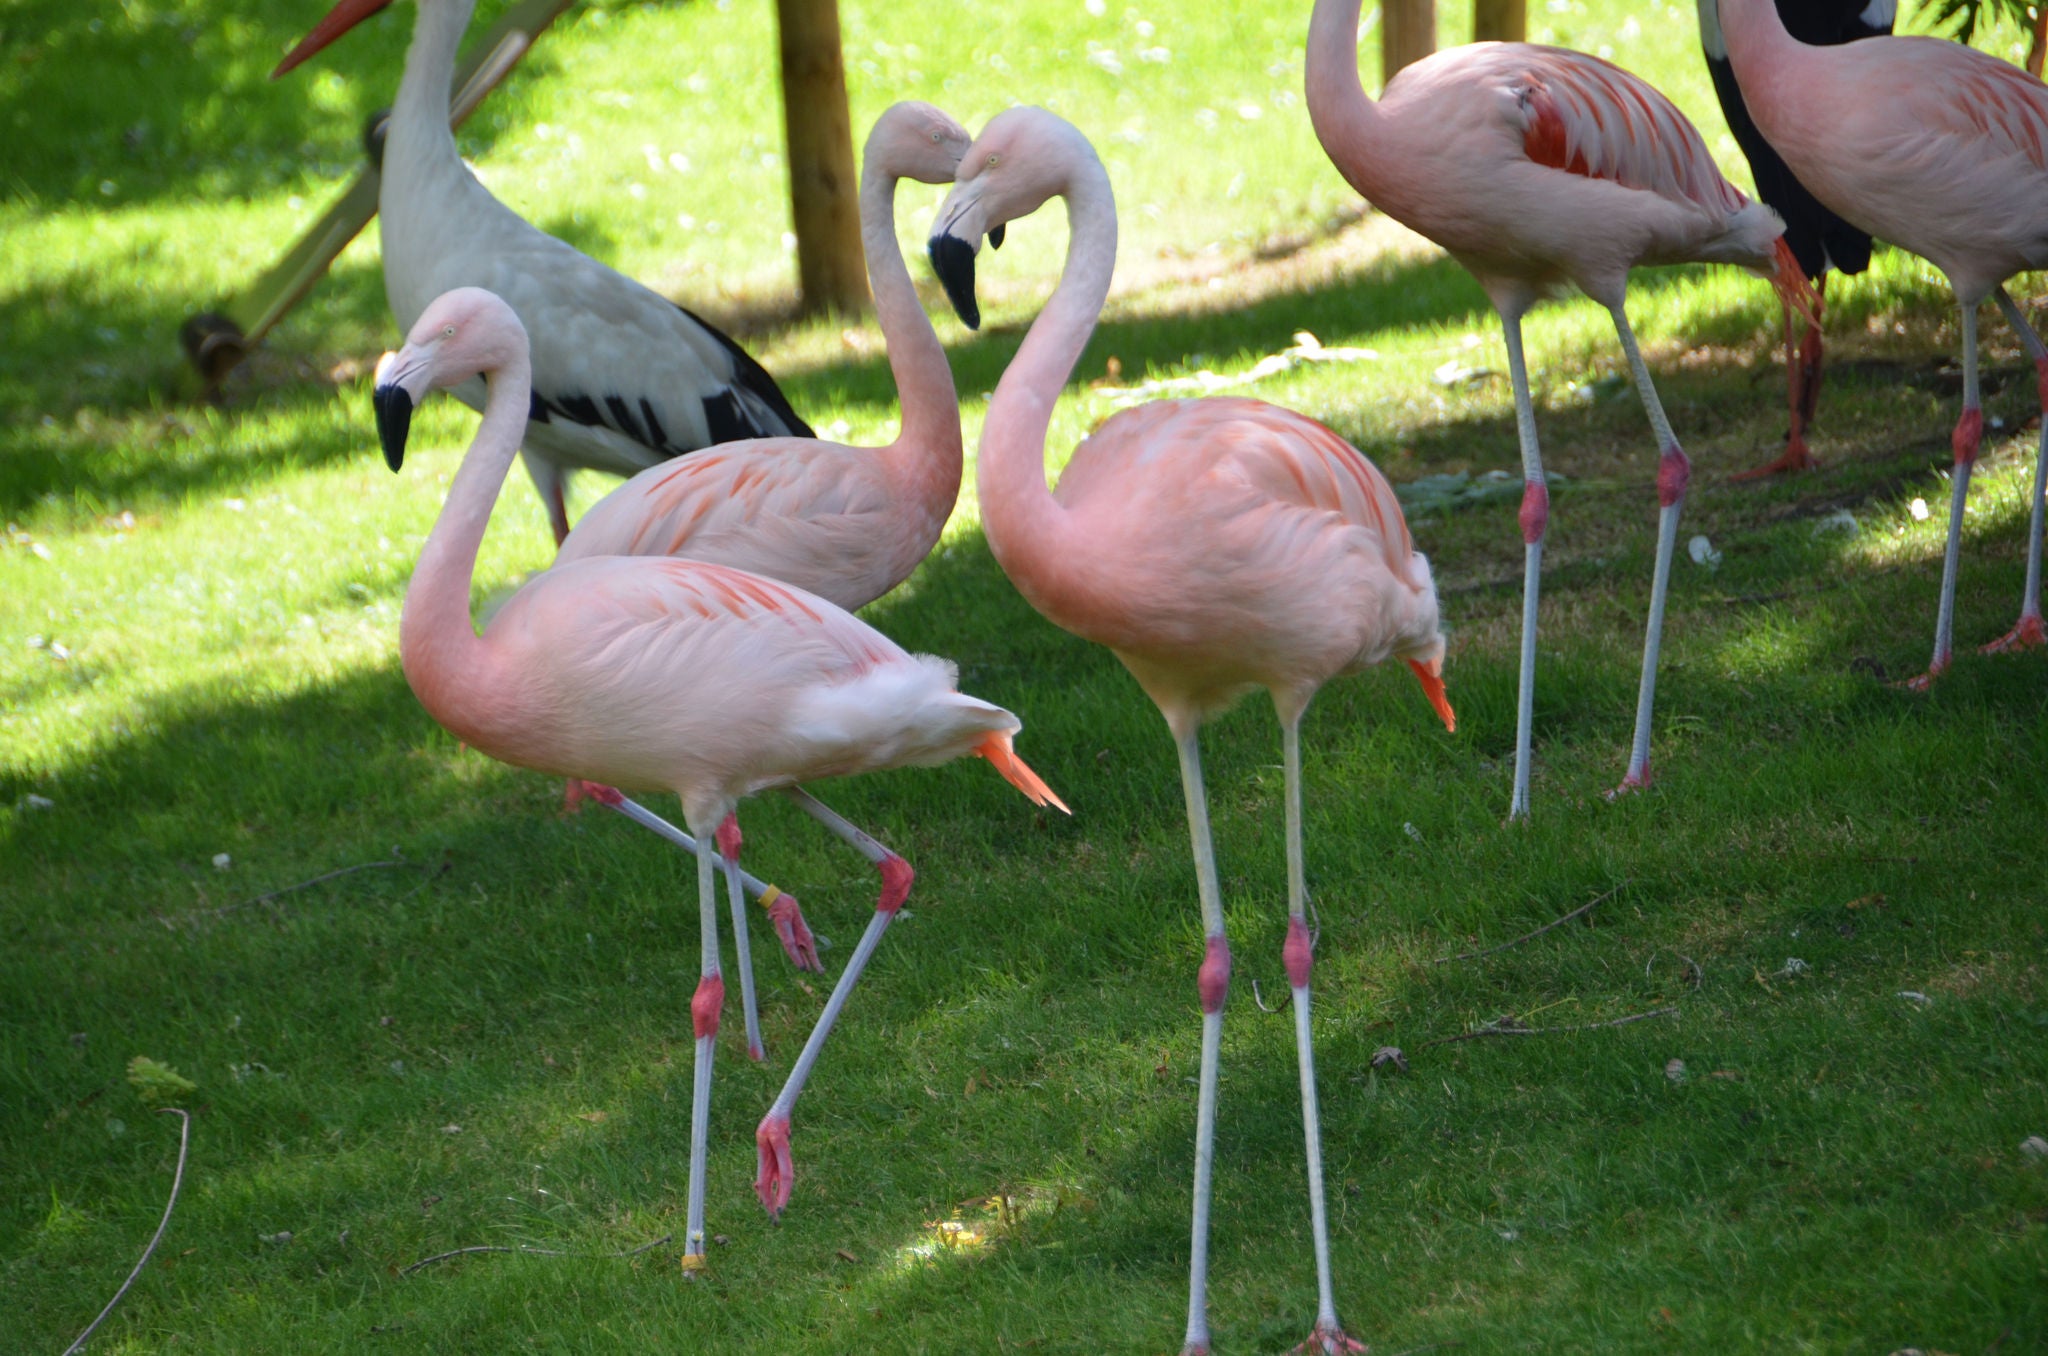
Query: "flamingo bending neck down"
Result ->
[[376, 287, 1064, 1268], [376, 102, 977, 1061], [929, 106, 1453, 1356], [275, 0, 813, 545], [1717, 0, 2048, 679], [1304, 0, 1815, 818]]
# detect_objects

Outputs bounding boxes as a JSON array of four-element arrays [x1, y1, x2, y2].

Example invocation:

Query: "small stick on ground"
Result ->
[[62, 1108, 190, 1356], [1416, 1006, 1678, 1051], [1250, 978, 1291, 1014], [1433, 882, 1626, 965], [400, 1232, 674, 1276], [1645, 951, 1704, 990], [163, 854, 450, 928]]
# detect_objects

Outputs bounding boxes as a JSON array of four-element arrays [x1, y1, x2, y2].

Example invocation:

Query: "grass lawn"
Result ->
[[4, 0, 2046, 1351]]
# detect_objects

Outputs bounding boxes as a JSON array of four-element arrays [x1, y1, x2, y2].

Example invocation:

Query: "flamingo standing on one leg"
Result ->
[[1303, 0, 1815, 818], [275, 0, 814, 546], [1717, 0, 2048, 678], [375, 287, 1065, 1269], [1698, 0, 1894, 478], [927, 107, 1454, 1356], [374, 101, 976, 1059]]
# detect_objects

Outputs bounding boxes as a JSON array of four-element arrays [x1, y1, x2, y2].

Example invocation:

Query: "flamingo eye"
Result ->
[[931, 131, 942, 142], [986, 153, 999, 167], [442, 325, 456, 338]]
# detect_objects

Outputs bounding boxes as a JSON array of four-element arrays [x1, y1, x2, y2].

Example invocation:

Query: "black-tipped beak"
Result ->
[[988, 223, 1005, 250], [372, 383, 414, 472], [927, 233, 981, 331]]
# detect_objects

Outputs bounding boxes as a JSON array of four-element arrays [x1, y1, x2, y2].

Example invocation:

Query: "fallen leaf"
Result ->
[[836, 1249, 858, 1263]]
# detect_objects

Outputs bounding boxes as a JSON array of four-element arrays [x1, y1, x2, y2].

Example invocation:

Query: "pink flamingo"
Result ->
[[1717, 0, 2048, 681], [1304, 0, 1815, 817], [552, 100, 971, 613], [376, 102, 977, 1061], [375, 286, 1066, 1270], [928, 107, 1454, 1356]]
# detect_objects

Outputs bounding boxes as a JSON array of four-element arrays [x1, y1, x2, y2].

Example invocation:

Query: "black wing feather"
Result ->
[[1703, 0, 1891, 278]]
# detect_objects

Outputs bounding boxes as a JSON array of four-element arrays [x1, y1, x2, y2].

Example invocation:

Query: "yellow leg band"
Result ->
[[757, 885, 782, 909], [680, 1252, 707, 1273]]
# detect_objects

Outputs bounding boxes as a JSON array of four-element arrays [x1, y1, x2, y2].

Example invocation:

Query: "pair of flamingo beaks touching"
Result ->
[[381, 94, 1452, 1354]]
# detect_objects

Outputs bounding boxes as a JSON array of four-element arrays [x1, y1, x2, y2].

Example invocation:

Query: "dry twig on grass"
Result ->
[[401, 1232, 674, 1277], [161, 853, 451, 928], [1433, 881, 1626, 965], [1415, 1006, 1679, 1051], [62, 1108, 190, 1356]]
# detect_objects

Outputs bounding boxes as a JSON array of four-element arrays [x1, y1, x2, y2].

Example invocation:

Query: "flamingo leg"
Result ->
[[1173, 724, 1230, 1356], [752, 788, 912, 1218], [1279, 716, 1363, 1355], [1500, 311, 1547, 821], [1984, 287, 2048, 654], [1609, 307, 1690, 796], [682, 826, 726, 1272], [580, 784, 808, 946], [1799, 275, 1829, 431], [717, 815, 766, 1062], [1910, 301, 1983, 691], [1733, 279, 1825, 480]]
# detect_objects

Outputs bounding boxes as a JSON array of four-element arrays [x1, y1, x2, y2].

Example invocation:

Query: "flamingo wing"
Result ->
[[1926, 48, 2048, 173], [558, 440, 884, 562], [1508, 48, 1749, 213], [1065, 399, 1421, 590]]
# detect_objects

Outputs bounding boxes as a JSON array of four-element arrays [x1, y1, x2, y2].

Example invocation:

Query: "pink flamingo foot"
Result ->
[[1899, 657, 1950, 693], [1607, 765, 1651, 800], [765, 889, 821, 971], [755, 1113, 794, 1216], [1729, 434, 1818, 481], [1981, 613, 2046, 654], [1289, 1322, 1368, 1355]]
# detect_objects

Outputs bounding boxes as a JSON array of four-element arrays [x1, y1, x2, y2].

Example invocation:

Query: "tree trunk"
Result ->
[[1381, 0, 1436, 85], [1473, 0, 1525, 43], [2029, 2, 2046, 78], [774, 0, 867, 316]]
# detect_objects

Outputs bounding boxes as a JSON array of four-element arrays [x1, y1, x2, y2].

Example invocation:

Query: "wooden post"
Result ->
[[1473, 0, 1525, 43], [1380, 0, 1436, 85], [774, 0, 868, 316]]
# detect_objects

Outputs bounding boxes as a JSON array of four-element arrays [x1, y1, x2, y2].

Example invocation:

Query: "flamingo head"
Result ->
[[371, 287, 527, 472], [869, 101, 974, 190], [926, 106, 1095, 329], [270, 0, 403, 79]]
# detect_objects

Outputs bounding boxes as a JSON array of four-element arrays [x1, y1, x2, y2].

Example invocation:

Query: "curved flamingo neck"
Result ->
[[860, 147, 961, 504], [1305, 0, 1387, 196], [400, 344, 532, 733], [978, 151, 1117, 597]]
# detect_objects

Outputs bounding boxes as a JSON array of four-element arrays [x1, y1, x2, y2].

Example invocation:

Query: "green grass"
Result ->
[[6, 0, 2048, 1351]]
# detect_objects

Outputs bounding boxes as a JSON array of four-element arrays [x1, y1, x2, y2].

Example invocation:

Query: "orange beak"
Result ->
[[272, 0, 395, 79], [1406, 658, 1455, 733]]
